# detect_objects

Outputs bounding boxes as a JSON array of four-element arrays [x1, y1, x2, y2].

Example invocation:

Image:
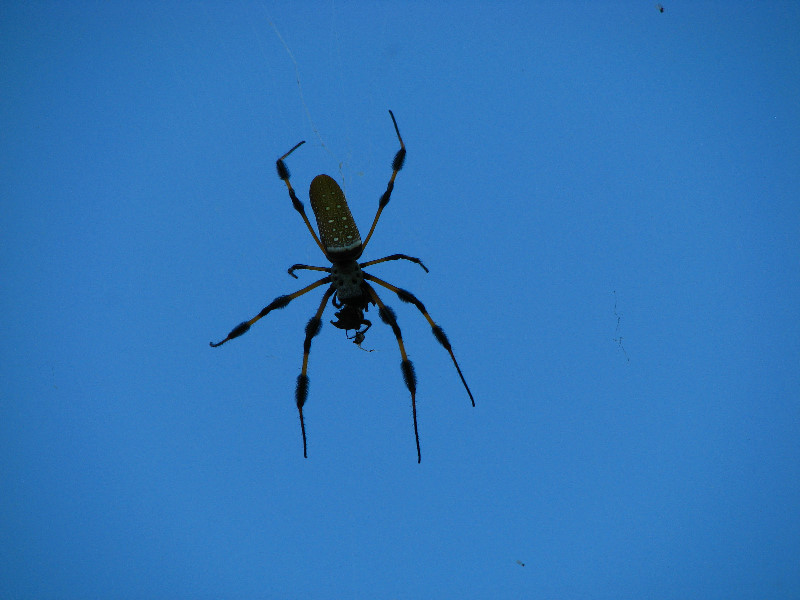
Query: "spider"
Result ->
[[210, 111, 474, 463]]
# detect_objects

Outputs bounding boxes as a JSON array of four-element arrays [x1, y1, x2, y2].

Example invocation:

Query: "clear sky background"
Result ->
[[2, 2, 798, 598]]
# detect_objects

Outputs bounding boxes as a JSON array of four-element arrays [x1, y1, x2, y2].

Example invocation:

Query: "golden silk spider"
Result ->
[[210, 111, 474, 462]]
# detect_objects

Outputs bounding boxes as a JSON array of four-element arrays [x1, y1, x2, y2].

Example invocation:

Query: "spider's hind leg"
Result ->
[[288, 264, 331, 279], [276, 141, 327, 256], [359, 254, 429, 273], [361, 110, 407, 251]]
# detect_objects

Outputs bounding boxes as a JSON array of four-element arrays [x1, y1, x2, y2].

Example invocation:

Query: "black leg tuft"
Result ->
[[392, 147, 407, 172], [431, 325, 452, 351], [296, 373, 309, 409], [276, 159, 290, 181], [303, 316, 322, 353], [401, 359, 417, 395]]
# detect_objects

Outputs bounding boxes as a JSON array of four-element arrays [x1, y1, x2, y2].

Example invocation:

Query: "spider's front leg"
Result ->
[[364, 273, 475, 407], [295, 284, 335, 458], [363, 282, 421, 463], [210, 277, 330, 347]]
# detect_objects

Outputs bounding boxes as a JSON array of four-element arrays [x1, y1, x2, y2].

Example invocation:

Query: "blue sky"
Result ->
[[2, 2, 799, 598]]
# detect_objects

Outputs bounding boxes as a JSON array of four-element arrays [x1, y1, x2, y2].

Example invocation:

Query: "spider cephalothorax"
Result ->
[[329, 259, 365, 301], [210, 111, 474, 463]]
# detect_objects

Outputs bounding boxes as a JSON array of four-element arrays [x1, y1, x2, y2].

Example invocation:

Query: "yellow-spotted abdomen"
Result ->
[[309, 174, 363, 259]]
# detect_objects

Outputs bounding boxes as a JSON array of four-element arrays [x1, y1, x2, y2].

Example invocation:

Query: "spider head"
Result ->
[[330, 292, 373, 344]]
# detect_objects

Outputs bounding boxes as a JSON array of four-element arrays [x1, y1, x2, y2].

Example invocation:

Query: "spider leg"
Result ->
[[361, 110, 406, 251], [296, 284, 335, 459], [209, 276, 331, 347], [276, 141, 327, 256], [359, 254, 429, 273], [364, 282, 421, 463], [364, 273, 475, 407], [287, 264, 331, 279]]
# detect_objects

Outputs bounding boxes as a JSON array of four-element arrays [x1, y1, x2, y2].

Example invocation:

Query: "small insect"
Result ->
[[210, 111, 474, 462]]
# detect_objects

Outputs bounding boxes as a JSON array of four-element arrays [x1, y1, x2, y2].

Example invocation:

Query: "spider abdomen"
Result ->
[[309, 174, 362, 260]]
